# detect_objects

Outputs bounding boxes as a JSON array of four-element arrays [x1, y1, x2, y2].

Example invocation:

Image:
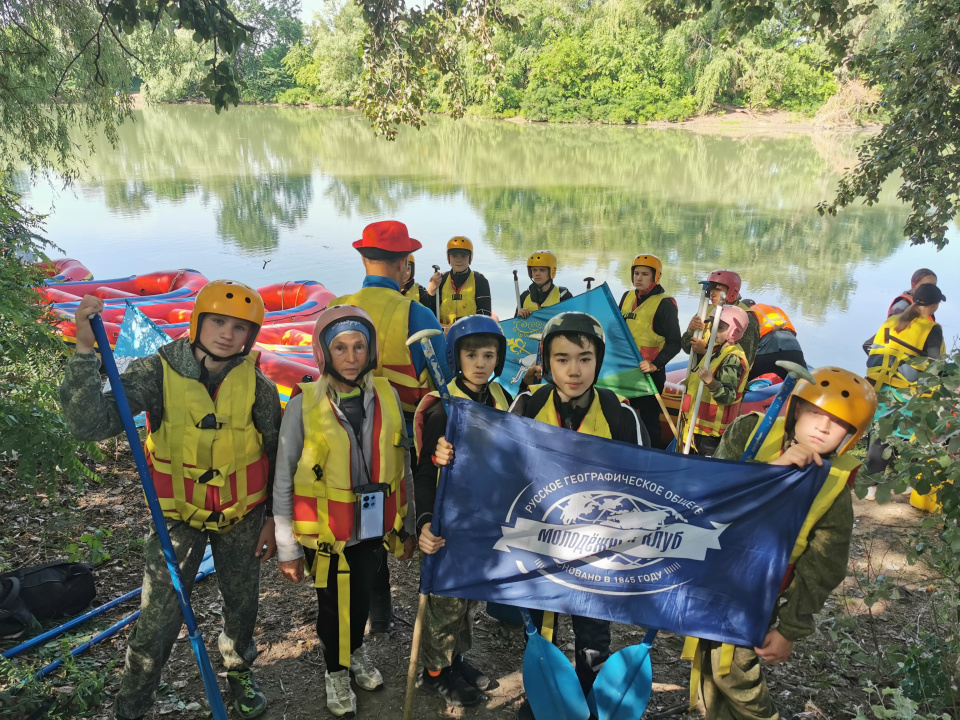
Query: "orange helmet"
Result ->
[[527, 250, 558, 279], [189, 280, 265, 356], [786, 367, 878, 456], [447, 236, 474, 261], [631, 255, 662, 285]]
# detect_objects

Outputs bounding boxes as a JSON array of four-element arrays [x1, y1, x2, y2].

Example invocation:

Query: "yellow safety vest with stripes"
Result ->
[[866, 315, 943, 390], [681, 344, 749, 438], [145, 353, 267, 532], [439, 271, 477, 325], [620, 292, 670, 362], [523, 285, 561, 311], [681, 415, 860, 708]]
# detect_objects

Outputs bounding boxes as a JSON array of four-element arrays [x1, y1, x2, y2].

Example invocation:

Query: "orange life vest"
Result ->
[[749, 303, 797, 338]]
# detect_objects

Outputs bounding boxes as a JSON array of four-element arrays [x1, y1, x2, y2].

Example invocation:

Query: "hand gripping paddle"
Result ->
[[740, 360, 815, 461], [588, 629, 657, 720], [521, 610, 591, 720]]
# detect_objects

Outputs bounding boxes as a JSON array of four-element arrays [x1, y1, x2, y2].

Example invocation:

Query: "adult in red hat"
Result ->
[[331, 221, 451, 632]]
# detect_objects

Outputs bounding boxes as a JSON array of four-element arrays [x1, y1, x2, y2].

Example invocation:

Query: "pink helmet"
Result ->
[[311, 305, 378, 381], [718, 305, 750, 343], [707, 270, 742, 303]]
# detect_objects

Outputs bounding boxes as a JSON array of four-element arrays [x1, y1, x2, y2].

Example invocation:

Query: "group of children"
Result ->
[[60, 220, 880, 720]]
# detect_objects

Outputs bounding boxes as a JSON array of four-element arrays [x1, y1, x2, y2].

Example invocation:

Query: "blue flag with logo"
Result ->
[[497, 283, 656, 399], [420, 399, 832, 648]]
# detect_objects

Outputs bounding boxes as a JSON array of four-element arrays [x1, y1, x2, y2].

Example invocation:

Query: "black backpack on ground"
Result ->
[[0, 562, 96, 640]]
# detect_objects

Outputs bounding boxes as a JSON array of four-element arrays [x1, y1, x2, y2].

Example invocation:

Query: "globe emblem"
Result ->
[[540, 491, 685, 571]]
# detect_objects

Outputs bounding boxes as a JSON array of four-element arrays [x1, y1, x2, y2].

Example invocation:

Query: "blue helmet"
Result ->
[[446, 315, 507, 379]]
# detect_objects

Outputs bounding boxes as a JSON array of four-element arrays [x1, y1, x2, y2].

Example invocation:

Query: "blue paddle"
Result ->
[[521, 610, 591, 720], [588, 629, 657, 720], [739, 361, 815, 461], [90, 314, 229, 720]]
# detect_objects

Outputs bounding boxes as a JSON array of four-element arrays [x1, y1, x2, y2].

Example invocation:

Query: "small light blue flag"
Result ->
[[109, 302, 172, 426]]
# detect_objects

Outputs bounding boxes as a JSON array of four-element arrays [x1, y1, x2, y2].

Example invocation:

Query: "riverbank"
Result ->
[[0, 440, 939, 719]]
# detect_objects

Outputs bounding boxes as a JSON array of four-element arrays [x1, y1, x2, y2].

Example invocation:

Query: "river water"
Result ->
[[22, 105, 958, 372]]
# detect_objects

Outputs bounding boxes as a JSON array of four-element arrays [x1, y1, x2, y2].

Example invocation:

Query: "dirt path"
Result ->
[[0, 451, 936, 720]]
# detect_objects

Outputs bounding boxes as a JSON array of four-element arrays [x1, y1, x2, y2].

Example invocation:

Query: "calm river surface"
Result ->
[[23, 105, 958, 372]]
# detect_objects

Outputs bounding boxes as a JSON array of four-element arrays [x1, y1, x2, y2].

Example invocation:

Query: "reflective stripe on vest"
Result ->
[[681, 344, 749, 437], [531, 387, 615, 439], [866, 315, 942, 390], [145, 353, 267, 532], [749, 303, 797, 338], [523, 284, 561, 311], [439, 271, 477, 325], [682, 415, 860, 709], [620, 292, 670, 362], [333, 287, 428, 414], [413, 380, 510, 457]]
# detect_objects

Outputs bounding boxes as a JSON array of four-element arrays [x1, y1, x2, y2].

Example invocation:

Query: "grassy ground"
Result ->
[[0, 441, 942, 720]]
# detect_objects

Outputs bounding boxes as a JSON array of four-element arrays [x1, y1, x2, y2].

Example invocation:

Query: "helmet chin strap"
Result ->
[[192, 341, 238, 363]]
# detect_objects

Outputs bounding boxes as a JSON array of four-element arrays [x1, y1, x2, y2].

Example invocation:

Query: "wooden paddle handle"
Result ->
[[402, 593, 429, 720], [654, 391, 679, 440]]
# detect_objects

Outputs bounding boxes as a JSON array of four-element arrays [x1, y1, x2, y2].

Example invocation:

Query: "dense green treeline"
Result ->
[[129, 0, 901, 123], [276, 0, 840, 121]]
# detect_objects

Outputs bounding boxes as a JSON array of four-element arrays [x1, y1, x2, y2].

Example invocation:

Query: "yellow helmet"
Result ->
[[786, 367, 878, 456], [189, 279, 265, 355], [527, 250, 558, 279], [447, 236, 474, 261], [631, 254, 662, 285]]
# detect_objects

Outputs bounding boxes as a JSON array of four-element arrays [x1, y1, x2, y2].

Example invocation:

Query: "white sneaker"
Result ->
[[865, 486, 878, 501], [325, 669, 357, 717], [350, 647, 384, 691]]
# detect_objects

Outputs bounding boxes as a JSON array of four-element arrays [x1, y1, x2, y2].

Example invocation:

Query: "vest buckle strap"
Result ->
[[452, 293, 463, 300], [197, 469, 220, 484], [623, 312, 636, 320], [196, 413, 223, 430], [205, 511, 224, 526], [313, 464, 324, 480], [397, 437, 413, 450]]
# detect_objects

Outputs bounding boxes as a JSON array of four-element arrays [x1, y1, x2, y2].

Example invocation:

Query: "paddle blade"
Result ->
[[588, 642, 653, 720], [523, 633, 591, 720]]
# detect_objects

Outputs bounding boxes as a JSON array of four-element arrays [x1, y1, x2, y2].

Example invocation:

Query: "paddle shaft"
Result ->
[[682, 304, 723, 455], [90, 315, 229, 720], [402, 594, 429, 720], [513, 270, 522, 314], [676, 287, 711, 438], [654, 392, 679, 441], [739, 361, 814, 461], [30, 557, 216, 683], [432, 265, 443, 323]]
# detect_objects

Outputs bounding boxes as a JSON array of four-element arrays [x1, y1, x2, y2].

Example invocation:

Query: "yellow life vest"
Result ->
[[332, 286, 431, 414], [145, 353, 267, 532], [291, 377, 409, 667], [620, 292, 671, 362], [680, 344, 749, 438], [866, 315, 943, 390], [412, 380, 510, 457], [439, 271, 477, 325], [681, 415, 860, 708], [402, 283, 421, 304], [522, 284, 561, 311], [530, 386, 616, 439]]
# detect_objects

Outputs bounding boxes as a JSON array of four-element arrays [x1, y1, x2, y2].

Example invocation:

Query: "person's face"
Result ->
[[402, 260, 413, 284], [708, 283, 729, 306], [448, 250, 471, 273], [548, 336, 597, 401], [713, 322, 730, 346], [633, 266, 655, 292], [531, 267, 551, 286], [197, 313, 253, 357], [328, 331, 368, 382], [913, 274, 937, 291], [459, 343, 499, 389], [792, 401, 849, 455]]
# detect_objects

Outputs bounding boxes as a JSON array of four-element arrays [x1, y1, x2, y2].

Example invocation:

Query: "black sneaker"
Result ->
[[452, 654, 492, 691], [226, 669, 267, 718], [418, 667, 483, 707]]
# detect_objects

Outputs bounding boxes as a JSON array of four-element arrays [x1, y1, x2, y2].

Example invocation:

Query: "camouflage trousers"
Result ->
[[420, 593, 480, 672], [698, 640, 779, 720], [114, 505, 265, 720]]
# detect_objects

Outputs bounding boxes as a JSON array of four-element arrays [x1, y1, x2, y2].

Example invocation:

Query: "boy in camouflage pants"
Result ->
[[60, 282, 281, 720]]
